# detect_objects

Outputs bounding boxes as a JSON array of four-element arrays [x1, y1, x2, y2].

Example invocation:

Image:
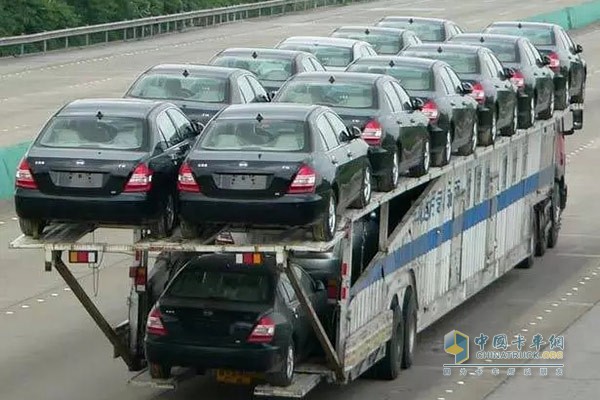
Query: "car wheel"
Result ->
[[350, 164, 372, 208], [18, 217, 45, 239], [378, 150, 399, 192], [372, 307, 404, 380], [457, 119, 478, 156], [572, 78, 585, 104], [149, 193, 176, 239], [557, 78, 570, 110], [540, 90, 555, 120], [547, 182, 561, 248], [313, 191, 337, 241], [402, 290, 417, 369], [267, 341, 295, 387], [506, 101, 519, 136], [481, 107, 497, 146], [149, 363, 171, 380], [433, 130, 452, 167], [180, 219, 199, 239], [528, 95, 536, 128], [409, 138, 430, 176]]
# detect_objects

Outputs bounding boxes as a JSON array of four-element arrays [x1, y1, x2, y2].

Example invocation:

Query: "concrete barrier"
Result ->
[[1, 1, 600, 199]]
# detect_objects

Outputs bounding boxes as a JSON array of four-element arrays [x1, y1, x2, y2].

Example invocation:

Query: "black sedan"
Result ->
[[275, 36, 378, 71], [346, 56, 479, 165], [330, 26, 422, 55], [375, 16, 463, 42], [178, 103, 372, 241], [14, 98, 202, 238], [483, 21, 586, 109], [124, 64, 269, 125], [209, 48, 325, 93], [273, 71, 431, 191], [400, 43, 518, 145], [447, 33, 555, 126], [145, 253, 328, 386]]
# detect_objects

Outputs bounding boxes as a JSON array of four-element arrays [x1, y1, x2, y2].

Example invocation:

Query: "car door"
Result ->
[[523, 41, 553, 107], [484, 52, 515, 124], [558, 28, 585, 91], [441, 66, 473, 141], [382, 81, 417, 165], [155, 110, 185, 192], [279, 274, 310, 352], [392, 81, 428, 163], [325, 111, 364, 189]]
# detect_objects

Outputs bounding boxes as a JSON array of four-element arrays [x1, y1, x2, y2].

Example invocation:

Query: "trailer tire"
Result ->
[[402, 290, 417, 369], [373, 307, 404, 380], [534, 206, 547, 257], [18, 217, 46, 239], [547, 183, 561, 248], [149, 362, 171, 379], [267, 341, 295, 387]]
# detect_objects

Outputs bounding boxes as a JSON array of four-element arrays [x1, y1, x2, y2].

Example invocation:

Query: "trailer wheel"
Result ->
[[180, 219, 198, 239], [534, 206, 547, 257], [149, 362, 171, 379], [547, 183, 561, 248], [18, 217, 46, 239], [373, 307, 404, 380], [267, 341, 295, 387], [402, 290, 417, 369]]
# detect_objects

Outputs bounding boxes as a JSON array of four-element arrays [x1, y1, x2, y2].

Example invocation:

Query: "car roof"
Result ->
[[58, 98, 168, 118], [352, 55, 440, 69], [288, 71, 386, 83], [215, 48, 311, 59], [145, 64, 246, 77], [487, 21, 556, 30], [217, 103, 324, 120], [406, 43, 483, 54], [280, 36, 366, 47], [379, 16, 448, 23], [333, 26, 408, 35], [453, 33, 522, 44]]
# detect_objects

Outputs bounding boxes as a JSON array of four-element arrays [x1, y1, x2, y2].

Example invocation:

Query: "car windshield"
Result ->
[[279, 43, 353, 67], [37, 116, 147, 151], [127, 73, 229, 103], [277, 81, 376, 108], [485, 26, 555, 46], [332, 31, 401, 54], [377, 20, 444, 42], [401, 50, 479, 74], [167, 268, 273, 304], [199, 118, 309, 152], [212, 56, 293, 82], [347, 63, 433, 91]]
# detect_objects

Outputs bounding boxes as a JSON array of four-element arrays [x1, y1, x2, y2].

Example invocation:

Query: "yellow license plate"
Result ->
[[215, 369, 255, 385]]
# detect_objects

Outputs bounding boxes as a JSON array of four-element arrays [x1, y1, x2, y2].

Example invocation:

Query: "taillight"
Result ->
[[177, 162, 201, 193], [510, 70, 525, 89], [124, 163, 153, 192], [247, 316, 275, 343], [422, 100, 439, 122], [548, 51, 560, 72], [146, 305, 167, 336], [470, 82, 485, 104], [362, 120, 383, 146], [15, 158, 38, 189], [327, 279, 338, 300], [287, 164, 316, 194]]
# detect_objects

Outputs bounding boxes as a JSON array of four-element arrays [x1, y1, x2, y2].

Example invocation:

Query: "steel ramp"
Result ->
[[253, 372, 324, 398]]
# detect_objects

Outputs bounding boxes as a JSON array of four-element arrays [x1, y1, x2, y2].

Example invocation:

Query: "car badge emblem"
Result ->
[[239, 161, 248, 167], [75, 160, 85, 165], [202, 310, 213, 317]]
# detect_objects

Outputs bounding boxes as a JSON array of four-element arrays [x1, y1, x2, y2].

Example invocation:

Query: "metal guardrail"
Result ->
[[0, 0, 368, 57]]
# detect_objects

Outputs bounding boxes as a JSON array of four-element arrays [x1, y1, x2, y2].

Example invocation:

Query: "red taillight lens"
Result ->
[[177, 162, 201, 193], [146, 305, 167, 336], [15, 158, 38, 189], [548, 51, 560, 72], [422, 100, 439, 122], [470, 82, 485, 104], [247, 316, 275, 343], [510, 70, 525, 89], [288, 164, 316, 194], [362, 119, 383, 146], [124, 163, 153, 192]]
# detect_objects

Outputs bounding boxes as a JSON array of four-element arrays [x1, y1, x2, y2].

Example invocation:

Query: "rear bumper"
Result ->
[[14, 188, 160, 224], [179, 192, 327, 227], [145, 340, 283, 372]]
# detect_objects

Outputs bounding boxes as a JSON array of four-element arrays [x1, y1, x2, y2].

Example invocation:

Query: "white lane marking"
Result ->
[[5, 311, 14, 315], [21, 304, 29, 309], [51, 293, 59, 297], [556, 253, 600, 258], [457, 381, 465, 385], [536, 316, 543, 320], [36, 299, 45, 303]]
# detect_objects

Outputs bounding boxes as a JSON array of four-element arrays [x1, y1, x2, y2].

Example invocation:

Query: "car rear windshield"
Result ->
[[212, 56, 293, 82], [279, 43, 353, 67], [332, 31, 401, 54], [199, 118, 310, 152], [347, 63, 433, 91], [36, 116, 147, 151], [401, 50, 479, 74], [167, 268, 274, 304], [485, 26, 556, 46], [480, 41, 519, 63], [277, 81, 376, 108], [377, 20, 444, 42], [127, 73, 229, 103]]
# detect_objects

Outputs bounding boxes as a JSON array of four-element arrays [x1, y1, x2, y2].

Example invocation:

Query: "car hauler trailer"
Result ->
[[8, 106, 579, 398]]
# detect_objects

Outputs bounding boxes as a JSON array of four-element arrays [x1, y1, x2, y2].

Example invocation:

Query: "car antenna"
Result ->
[[365, 28, 370, 35], [256, 113, 263, 122], [518, 22, 522, 28], [252, 51, 258, 59], [388, 60, 395, 67], [329, 75, 335, 83], [480, 36, 485, 43], [182, 69, 189, 77], [409, 17, 414, 24], [96, 111, 103, 120], [437, 46, 443, 53]]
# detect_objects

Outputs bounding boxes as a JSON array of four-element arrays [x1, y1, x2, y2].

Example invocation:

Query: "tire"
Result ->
[[572, 77, 586, 104], [18, 217, 45, 239], [527, 95, 536, 128], [480, 107, 497, 146], [539, 91, 554, 120], [433, 130, 452, 167], [350, 164, 372, 208], [149, 363, 171, 379], [504, 101, 519, 136], [534, 207, 547, 257], [547, 183, 561, 248], [378, 149, 400, 192], [556, 78, 570, 110], [409, 137, 430, 177], [457, 119, 478, 156], [149, 193, 176, 239], [267, 341, 295, 387], [372, 307, 404, 380], [180, 219, 199, 239], [313, 191, 337, 241], [402, 291, 417, 369]]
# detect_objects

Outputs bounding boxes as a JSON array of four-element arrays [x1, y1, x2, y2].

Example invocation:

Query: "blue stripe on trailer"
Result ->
[[351, 165, 555, 297]]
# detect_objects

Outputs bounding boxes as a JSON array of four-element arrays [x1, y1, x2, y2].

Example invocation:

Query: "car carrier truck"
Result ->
[[8, 105, 581, 398]]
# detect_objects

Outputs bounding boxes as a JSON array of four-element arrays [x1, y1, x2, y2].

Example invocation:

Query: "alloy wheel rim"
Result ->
[[286, 346, 294, 378], [363, 167, 371, 202], [564, 80, 570, 105], [392, 153, 399, 186], [513, 104, 519, 130], [491, 111, 497, 142], [550, 92, 555, 114], [472, 121, 478, 152], [423, 140, 430, 172], [445, 131, 452, 163], [327, 196, 336, 237], [530, 97, 535, 123]]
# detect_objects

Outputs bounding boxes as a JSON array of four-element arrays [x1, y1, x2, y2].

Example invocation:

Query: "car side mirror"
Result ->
[[191, 120, 205, 135], [315, 280, 326, 291], [411, 97, 424, 111], [258, 94, 270, 102], [268, 91, 277, 101], [349, 125, 362, 139], [460, 81, 473, 95], [502, 67, 515, 79], [575, 44, 583, 54], [542, 55, 552, 66]]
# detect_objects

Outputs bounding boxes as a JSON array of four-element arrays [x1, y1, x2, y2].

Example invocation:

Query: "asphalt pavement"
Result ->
[[1, 0, 600, 399]]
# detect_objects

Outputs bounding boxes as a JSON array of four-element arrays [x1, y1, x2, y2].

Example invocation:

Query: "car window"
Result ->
[[401, 49, 480, 74], [486, 25, 555, 46], [481, 53, 496, 78], [488, 52, 505, 79], [445, 67, 463, 92], [156, 111, 178, 146], [383, 81, 403, 112], [526, 41, 543, 64], [391, 81, 412, 110], [293, 266, 315, 295], [557, 28, 575, 53], [127, 73, 228, 103], [279, 275, 297, 302], [332, 30, 402, 54], [324, 112, 348, 140], [238, 76, 256, 102], [348, 62, 434, 91], [520, 41, 537, 66], [166, 108, 193, 143], [377, 19, 445, 42], [300, 56, 315, 72], [405, 32, 421, 47], [315, 113, 340, 150], [276, 80, 376, 109], [211, 55, 294, 83], [437, 68, 455, 94], [278, 43, 353, 68], [309, 57, 326, 71], [246, 75, 268, 99]]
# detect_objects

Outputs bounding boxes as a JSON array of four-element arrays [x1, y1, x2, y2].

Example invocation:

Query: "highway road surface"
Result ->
[[1, 0, 599, 399]]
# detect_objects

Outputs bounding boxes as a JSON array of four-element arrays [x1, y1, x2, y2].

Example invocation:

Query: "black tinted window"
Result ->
[[167, 269, 274, 304]]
